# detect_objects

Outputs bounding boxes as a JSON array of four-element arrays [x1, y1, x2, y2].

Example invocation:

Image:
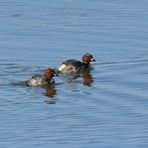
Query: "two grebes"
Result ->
[[26, 53, 95, 87]]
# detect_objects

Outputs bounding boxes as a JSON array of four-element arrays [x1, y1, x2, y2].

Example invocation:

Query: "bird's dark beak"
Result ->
[[54, 69, 59, 76], [91, 58, 96, 62]]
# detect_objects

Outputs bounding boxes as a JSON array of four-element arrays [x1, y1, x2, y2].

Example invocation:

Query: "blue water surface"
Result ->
[[0, 0, 148, 147]]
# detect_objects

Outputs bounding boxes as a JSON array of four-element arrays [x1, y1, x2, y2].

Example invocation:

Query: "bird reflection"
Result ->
[[61, 71, 94, 87], [42, 84, 57, 104], [39, 71, 94, 104], [82, 72, 94, 86]]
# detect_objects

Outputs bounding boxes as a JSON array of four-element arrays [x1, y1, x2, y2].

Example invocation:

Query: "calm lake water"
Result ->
[[0, 0, 148, 147]]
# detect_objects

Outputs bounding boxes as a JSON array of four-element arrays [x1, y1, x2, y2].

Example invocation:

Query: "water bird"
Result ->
[[58, 53, 95, 75], [26, 68, 57, 87]]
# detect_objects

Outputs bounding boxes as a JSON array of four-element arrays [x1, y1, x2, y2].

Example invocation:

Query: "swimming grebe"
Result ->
[[26, 68, 57, 87], [58, 53, 95, 74]]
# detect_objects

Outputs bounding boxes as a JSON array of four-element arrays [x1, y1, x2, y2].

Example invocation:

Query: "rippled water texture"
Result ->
[[0, 0, 148, 147]]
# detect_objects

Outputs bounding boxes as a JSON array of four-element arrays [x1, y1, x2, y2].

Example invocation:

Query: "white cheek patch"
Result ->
[[58, 64, 67, 71]]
